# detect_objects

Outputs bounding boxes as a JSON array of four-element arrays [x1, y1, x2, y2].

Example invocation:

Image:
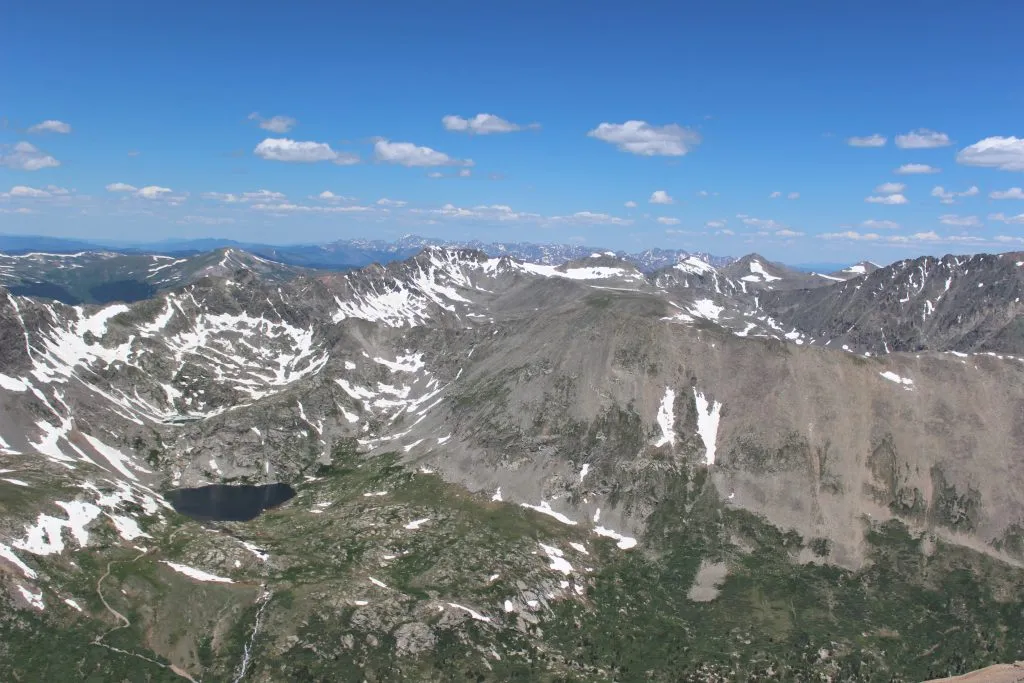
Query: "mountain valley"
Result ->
[[1, 246, 1024, 681]]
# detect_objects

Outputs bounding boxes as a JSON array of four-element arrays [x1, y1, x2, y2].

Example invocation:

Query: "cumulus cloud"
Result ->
[[202, 189, 286, 203], [27, 120, 71, 134], [865, 193, 908, 205], [821, 230, 995, 246], [624, 200, 637, 208], [990, 187, 1024, 200], [862, 219, 900, 230], [988, 212, 1024, 224], [587, 120, 700, 157], [649, 190, 674, 205], [657, 216, 681, 225], [741, 216, 788, 231], [248, 113, 297, 134], [895, 129, 951, 149], [769, 191, 782, 199], [875, 182, 906, 194], [775, 228, 804, 237], [105, 182, 137, 192], [376, 198, 407, 207], [549, 211, 632, 226], [931, 185, 979, 204], [705, 220, 726, 229], [7, 185, 50, 198], [895, 163, 941, 175], [442, 113, 537, 134], [939, 214, 982, 228], [417, 203, 540, 222], [847, 134, 886, 147], [252, 202, 372, 213], [787, 191, 800, 200], [821, 231, 881, 241], [317, 190, 356, 201], [137, 186, 173, 199], [0, 142, 60, 171], [254, 138, 359, 164], [374, 139, 471, 167], [956, 136, 1024, 172]]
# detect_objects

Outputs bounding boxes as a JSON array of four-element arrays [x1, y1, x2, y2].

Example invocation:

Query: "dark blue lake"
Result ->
[[166, 483, 296, 522]]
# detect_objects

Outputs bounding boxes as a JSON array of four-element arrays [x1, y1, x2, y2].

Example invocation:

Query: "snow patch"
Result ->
[[653, 387, 676, 447], [693, 389, 723, 465], [161, 561, 234, 583], [538, 543, 574, 575], [521, 501, 577, 526]]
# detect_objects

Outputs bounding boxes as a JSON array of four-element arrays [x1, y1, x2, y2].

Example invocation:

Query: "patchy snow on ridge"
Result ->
[[653, 387, 676, 447], [538, 543, 575, 575], [693, 389, 722, 465], [674, 256, 716, 276], [447, 602, 492, 623], [594, 526, 638, 550], [880, 371, 914, 390], [742, 260, 781, 283], [14, 500, 103, 556], [521, 500, 577, 526], [162, 561, 234, 583]]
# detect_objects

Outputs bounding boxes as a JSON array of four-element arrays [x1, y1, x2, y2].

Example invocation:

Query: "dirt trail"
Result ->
[[93, 548, 198, 683]]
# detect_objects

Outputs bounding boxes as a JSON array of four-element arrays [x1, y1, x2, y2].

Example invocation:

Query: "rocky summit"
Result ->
[[2, 246, 1024, 681]]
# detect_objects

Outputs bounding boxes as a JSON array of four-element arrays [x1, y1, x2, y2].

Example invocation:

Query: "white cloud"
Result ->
[[252, 202, 372, 213], [376, 198, 407, 207], [587, 120, 700, 157], [895, 129, 951, 149], [657, 216, 681, 225], [719, 228, 735, 235], [106, 182, 137, 192], [458, 168, 471, 177], [419, 203, 540, 222], [0, 142, 60, 171], [994, 235, 1024, 244], [374, 139, 470, 167], [823, 231, 882, 241], [179, 215, 236, 225], [317, 190, 356, 201], [957, 136, 1024, 172], [27, 120, 71, 134], [895, 163, 940, 175], [0, 207, 34, 214], [741, 216, 787, 230], [137, 186, 173, 199], [426, 171, 444, 179], [939, 214, 982, 228], [931, 185, 979, 204], [862, 219, 900, 230], [649, 190, 674, 205], [442, 113, 537, 134], [254, 138, 359, 164], [696, 190, 709, 197], [865, 193, 908, 205], [769, 191, 782, 199], [8, 185, 50, 198], [248, 113, 297, 134], [875, 182, 906, 194], [847, 134, 886, 147], [202, 189, 286, 203], [705, 220, 726, 229], [990, 187, 1024, 200], [624, 200, 637, 208], [787, 191, 800, 200], [550, 211, 632, 226], [775, 228, 804, 237], [989, 212, 1024, 224]]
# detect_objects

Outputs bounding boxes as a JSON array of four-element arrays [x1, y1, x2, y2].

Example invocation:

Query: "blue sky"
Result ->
[[2, 1, 1024, 263]]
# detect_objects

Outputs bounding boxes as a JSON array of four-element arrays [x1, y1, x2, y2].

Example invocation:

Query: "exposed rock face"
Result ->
[[2, 246, 1024, 681]]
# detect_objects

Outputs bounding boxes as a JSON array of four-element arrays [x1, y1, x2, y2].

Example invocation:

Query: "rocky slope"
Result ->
[[1, 246, 1023, 681]]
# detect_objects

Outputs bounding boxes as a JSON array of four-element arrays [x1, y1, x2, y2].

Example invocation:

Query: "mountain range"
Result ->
[[1, 244, 1023, 681]]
